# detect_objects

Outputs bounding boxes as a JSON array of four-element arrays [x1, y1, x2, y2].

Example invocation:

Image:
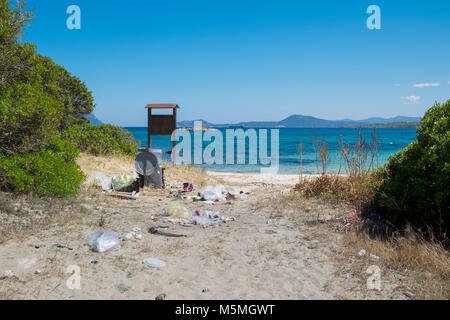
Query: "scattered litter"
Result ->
[[267, 219, 273, 225], [167, 202, 191, 220], [149, 227, 187, 238], [152, 208, 236, 228], [202, 287, 209, 293], [369, 254, 380, 261], [93, 171, 112, 191], [111, 173, 136, 192], [90, 260, 98, 264], [358, 249, 367, 257], [239, 193, 248, 199], [143, 258, 166, 268], [402, 291, 415, 299], [204, 201, 214, 205], [281, 188, 291, 194], [155, 293, 167, 300], [183, 183, 194, 192], [124, 232, 135, 241], [200, 186, 227, 202], [34, 269, 41, 275], [132, 227, 141, 232], [135, 234, 143, 240], [271, 193, 279, 199], [1, 270, 15, 279], [51, 244, 73, 251], [349, 211, 357, 218], [88, 230, 120, 253]]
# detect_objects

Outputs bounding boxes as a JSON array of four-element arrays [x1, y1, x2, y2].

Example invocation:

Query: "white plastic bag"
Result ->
[[93, 171, 112, 191], [200, 186, 227, 202], [143, 258, 166, 268], [88, 230, 120, 253]]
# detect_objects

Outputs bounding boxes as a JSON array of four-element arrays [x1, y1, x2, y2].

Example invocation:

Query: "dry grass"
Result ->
[[295, 174, 377, 211], [162, 163, 223, 189], [76, 153, 136, 184], [0, 191, 90, 244], [341, 227, 450, 300]]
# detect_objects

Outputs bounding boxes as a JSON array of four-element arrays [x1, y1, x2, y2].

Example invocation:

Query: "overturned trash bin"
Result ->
[[135, 148, 164, 189]]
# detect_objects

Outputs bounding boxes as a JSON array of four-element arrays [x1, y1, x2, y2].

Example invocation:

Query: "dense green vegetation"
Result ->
[[0, 0, 137, 196], [64, 124, 138, 157], [374, 100, 450, 236]]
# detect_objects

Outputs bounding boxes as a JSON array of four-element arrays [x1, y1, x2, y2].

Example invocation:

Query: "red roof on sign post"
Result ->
[[145, 104, 179, 109]]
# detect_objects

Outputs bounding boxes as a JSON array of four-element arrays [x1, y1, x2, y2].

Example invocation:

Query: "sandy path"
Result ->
[[0, 173, 403, 300]]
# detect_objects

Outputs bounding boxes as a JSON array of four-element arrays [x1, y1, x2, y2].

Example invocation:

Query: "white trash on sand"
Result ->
[[200, 186, 228, 202], [93, 171, 112, 191], [143, 258, 166, 268], [88, 230, 120, 253]]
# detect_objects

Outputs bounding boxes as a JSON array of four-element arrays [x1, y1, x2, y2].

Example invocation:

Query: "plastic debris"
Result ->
[[200, 186, 227, 202], [124, 232, 135, 240], [143, 258, 166, 268], [111, 173, 136, 192], [183, 183, 194, 192], [88, 230, 120, 253], [349, 211, 357, 218], [167, 202, 191, 220], [402, 291, 415, 299], [369, 254, 380, 261], [358, 249, 367, 257], [2, 270, 15, 279], [267, 219, 273, 225], [93, 171, 112, 191], [202, 287, 209, 293]]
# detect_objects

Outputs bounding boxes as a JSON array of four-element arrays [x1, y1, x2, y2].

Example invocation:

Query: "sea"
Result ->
[[124, 127, 418, 175]]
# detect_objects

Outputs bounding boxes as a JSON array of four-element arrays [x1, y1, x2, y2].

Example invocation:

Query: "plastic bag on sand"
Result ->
[[167, 202, 191, 220], [93, 171, 112, 191], [89, 230, 120, 253], [111, 173, 136, 191], [200, 186, 227, 202], [143, 258, 166, 268]]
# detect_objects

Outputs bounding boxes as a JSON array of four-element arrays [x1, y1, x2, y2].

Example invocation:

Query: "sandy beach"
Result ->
[[0, 156, 412, 300]]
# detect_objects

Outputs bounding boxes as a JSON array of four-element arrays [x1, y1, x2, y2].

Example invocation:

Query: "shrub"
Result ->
[[373, 100, 450, 236], [63, 124, 138, 157], [0, 138, 84, 196]]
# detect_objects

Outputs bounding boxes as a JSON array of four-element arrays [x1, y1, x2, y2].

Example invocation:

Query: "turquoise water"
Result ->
[[124, 127, 417, 174]]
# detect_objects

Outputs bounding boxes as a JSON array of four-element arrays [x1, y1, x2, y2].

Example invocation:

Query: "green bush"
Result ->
[[0, 138, 84, 196], [374, 100, 450, 235], [63, 124, 138, 157]]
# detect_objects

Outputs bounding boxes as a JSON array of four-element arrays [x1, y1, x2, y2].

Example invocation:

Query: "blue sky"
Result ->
[[21, 0, 450, 126]]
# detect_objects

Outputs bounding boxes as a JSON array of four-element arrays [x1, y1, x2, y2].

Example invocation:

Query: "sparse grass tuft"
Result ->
[[342, 226, 450, 299]]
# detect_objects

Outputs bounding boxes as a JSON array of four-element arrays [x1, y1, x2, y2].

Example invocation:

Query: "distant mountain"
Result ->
[[84, 114, 103, 126], [360, 116, 421, 124], [177, 114, 421, 128]]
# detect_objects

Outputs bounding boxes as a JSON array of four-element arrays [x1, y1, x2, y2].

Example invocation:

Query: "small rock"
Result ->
[[34, 270, 42, 275], [403, 291, 415, 299], [135, 234, 143, 240]]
